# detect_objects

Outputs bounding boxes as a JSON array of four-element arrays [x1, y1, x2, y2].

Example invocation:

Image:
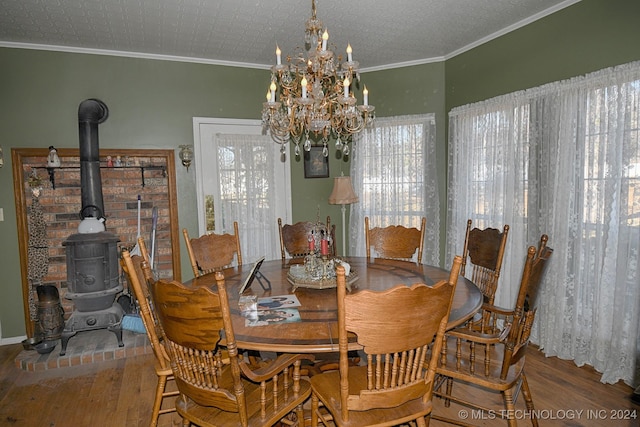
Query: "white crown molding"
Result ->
[[444, 0, 582, 61], [361, 56, 446, 73], [0, 0, 582, 74], [0, 40, 447, 73], [0, 41, 271, 70]]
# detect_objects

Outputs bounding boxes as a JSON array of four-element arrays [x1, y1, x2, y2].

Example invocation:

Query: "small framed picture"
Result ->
[[304, 147, 329, 178]]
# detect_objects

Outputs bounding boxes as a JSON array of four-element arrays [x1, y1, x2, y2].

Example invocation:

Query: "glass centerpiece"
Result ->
[[287, 222, 357, 291]]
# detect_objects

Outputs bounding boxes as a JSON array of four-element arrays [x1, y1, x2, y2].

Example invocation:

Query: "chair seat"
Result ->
[[311, 366, 434, 427], [176, 375, 312, 427], [310, 258, 463, 427], [154, 359, 173, 378], [152, 273, 311, 427], [434, 238, 551, 427], [437, 339, 526, 391]]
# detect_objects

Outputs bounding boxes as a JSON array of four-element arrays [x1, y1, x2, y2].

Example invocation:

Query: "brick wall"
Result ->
[[21, 152, 174, 322]]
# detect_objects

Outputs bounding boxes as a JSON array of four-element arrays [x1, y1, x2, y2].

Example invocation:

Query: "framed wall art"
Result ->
[[304, 147, 329, 178]]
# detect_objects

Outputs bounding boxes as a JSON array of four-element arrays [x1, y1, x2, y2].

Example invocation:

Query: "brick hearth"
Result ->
[[14, 329, 153, 372]]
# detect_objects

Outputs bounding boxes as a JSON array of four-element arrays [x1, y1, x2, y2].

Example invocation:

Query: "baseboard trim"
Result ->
[[0, 336, 27, 346]]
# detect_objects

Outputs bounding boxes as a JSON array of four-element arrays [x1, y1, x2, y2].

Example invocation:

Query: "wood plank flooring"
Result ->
[[0, 343, 636, 426]]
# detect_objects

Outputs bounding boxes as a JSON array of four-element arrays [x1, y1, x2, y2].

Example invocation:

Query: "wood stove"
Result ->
[[59, 99, 125, 356], [60, 232, 123, 355]]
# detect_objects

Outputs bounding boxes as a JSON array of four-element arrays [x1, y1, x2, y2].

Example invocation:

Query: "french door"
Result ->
[[193, 118, 292, 262]]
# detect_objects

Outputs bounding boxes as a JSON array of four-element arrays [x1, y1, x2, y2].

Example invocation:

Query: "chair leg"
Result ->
[[502, 388, 517, 427], [444, 377, 453, 407], [150, 375, 167, 427], [295, 403, 305, 427], [416, 415, 428, 427], [520, 373, 539, 427], [311, 393, 319, 427]]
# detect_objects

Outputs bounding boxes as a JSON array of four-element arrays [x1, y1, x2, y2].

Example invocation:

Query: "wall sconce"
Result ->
[[0, 145, 4, 168], [179, 145, 193, 171]]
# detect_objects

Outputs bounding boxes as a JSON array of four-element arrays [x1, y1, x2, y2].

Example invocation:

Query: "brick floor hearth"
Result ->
[[14, 329, 153, 372]]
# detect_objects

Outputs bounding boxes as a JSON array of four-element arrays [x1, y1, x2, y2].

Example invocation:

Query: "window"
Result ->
[[349, 114, 440, 265], [582, 85, 640, 228], [447, 61, 640, 386]]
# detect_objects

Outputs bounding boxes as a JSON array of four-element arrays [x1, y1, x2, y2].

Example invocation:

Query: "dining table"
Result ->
[[188, 257, 483, 354]]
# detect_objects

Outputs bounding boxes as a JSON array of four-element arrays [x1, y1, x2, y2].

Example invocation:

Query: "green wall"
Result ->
[[446, 0, 640, 110], [0, 49, 271, 339], [1, 0, 639, 339]]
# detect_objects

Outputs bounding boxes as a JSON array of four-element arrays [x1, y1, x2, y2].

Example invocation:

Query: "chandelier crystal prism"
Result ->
[[261, 0, 375, 158]]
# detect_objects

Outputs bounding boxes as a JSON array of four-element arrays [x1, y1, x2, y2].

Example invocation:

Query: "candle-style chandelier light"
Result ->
[[261, 0, 375, 158]]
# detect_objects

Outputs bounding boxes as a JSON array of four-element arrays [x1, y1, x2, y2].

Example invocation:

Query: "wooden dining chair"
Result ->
[[278, 217, 336, 260], [120, 241, 178, 427], [150, 271, 313, 427], [461, 219, 510, 306], [183, 221, 242, 277], [364, 216, 426, 262], [310, 256, 463, 427], [434, 235, 553, 427]]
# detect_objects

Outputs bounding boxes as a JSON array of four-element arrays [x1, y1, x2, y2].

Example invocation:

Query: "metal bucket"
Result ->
[[36, 285, 65, 341]]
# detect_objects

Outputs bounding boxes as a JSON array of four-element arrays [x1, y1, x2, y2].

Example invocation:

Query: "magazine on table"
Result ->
[[238, 294, 301, 327], [256, 294, 300, 309]]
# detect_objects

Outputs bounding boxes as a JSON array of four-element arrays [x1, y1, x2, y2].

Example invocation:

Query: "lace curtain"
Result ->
[[447, 61, 640, 386], [212, 133, 283, 262], [349, 114, 440, 266]]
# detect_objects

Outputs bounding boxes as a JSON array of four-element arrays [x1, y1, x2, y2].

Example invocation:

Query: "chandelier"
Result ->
[[261, 0, 375, 158]]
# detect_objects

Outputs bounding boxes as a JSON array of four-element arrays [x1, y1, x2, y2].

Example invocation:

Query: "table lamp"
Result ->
[[328, 175, 359, 256]]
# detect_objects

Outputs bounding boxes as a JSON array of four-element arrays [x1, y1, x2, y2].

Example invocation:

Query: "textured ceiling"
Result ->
[[0, 0, 580, 70]]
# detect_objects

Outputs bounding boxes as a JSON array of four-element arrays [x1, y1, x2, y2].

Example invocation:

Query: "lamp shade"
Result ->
[[328, 176, 359, 205]]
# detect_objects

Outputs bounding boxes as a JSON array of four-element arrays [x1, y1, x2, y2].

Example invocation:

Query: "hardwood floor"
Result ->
[[0, 343, 636, 426]]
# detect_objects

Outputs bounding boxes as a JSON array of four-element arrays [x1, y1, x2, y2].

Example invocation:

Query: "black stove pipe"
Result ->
[[78, 99, 109, 221]]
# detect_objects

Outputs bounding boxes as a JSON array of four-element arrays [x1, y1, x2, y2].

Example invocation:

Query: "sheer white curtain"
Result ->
[[349, 114, 440, 266], [447, 96, 533, 309], [212, 133, 288, 262], [447, 61, 640, 386]]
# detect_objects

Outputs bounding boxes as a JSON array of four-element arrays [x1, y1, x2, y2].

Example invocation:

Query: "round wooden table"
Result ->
[[189, 257, 482, 353]]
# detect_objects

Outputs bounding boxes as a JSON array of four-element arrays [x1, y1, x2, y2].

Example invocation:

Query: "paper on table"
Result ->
[[240, 294, 302, 327], [244, 308, 301, 327], [256, 294, 300, 310]]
